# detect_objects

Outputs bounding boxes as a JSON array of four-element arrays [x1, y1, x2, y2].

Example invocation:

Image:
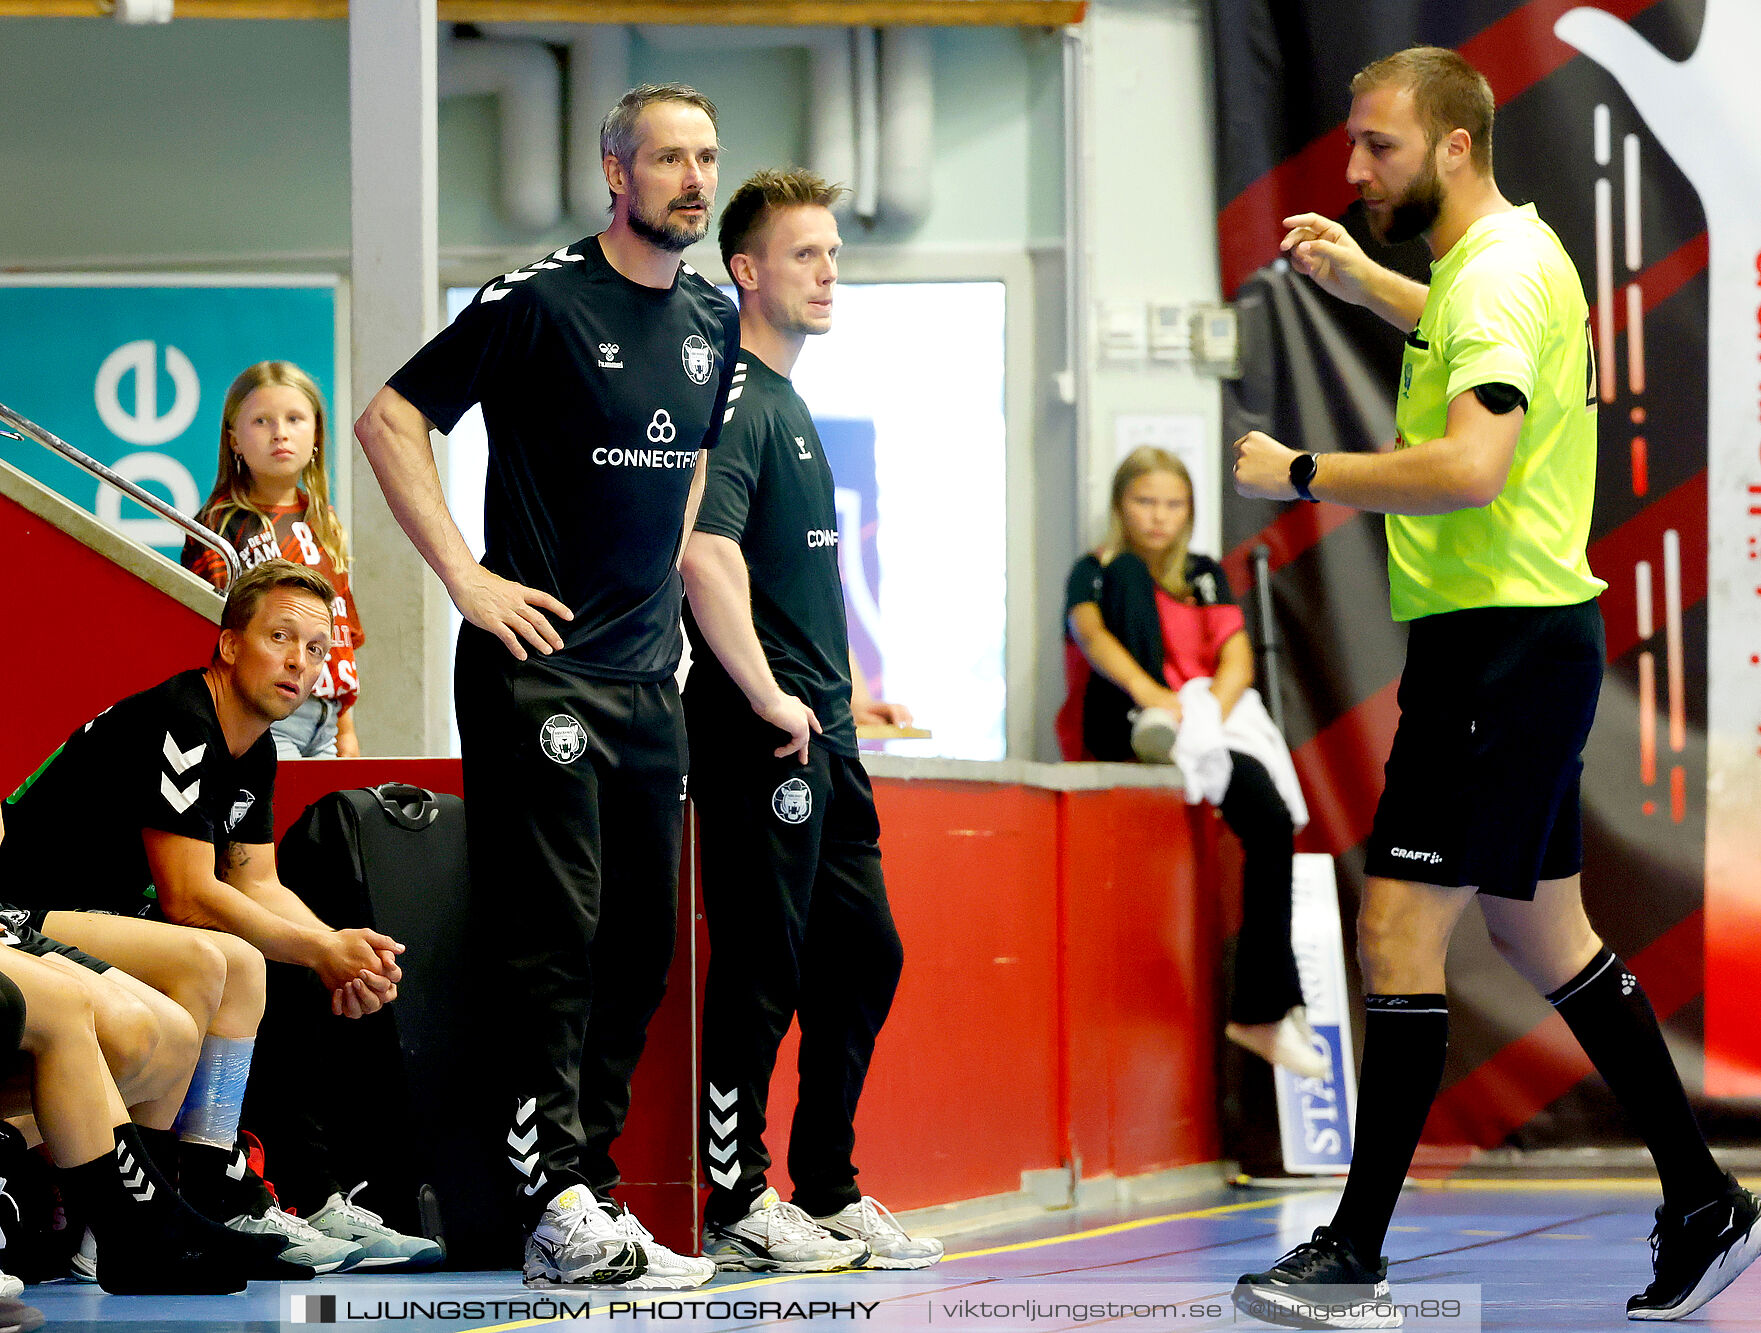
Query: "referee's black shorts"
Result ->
[[1363, 598, 1603, 901]]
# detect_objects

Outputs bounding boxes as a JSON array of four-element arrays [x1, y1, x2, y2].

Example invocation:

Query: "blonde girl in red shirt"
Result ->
[[182, 362, 366, 758]]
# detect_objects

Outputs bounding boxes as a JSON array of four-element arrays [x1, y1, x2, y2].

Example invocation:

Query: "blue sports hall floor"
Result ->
[[26, 1177, 1761, 1332]]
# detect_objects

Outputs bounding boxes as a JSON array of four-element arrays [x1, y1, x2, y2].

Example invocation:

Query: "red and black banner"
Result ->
[[1212, 0, 1761, 1153]]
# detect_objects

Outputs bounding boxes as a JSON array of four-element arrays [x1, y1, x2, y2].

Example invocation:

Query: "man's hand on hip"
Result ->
[[449, 564, 574, 662]]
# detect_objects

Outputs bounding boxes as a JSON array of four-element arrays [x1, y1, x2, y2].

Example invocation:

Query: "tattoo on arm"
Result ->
[[224, 842, 251, 874]]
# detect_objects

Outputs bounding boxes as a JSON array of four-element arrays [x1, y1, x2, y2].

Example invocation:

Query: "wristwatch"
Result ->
[[1289, 452, 1320, 503]]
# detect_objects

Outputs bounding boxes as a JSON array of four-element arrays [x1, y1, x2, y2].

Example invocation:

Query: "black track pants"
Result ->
[[692, 744, 903, 1225], [456, 628, 687, 1225]]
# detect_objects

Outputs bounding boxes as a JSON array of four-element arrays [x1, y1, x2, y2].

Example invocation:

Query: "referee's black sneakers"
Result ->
[[1232, 1225, 1402, 1328], [1627, 1175, 1761, 1320]]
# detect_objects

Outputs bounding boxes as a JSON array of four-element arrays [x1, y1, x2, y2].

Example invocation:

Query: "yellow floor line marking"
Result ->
[[1408, 1176, 1664, 1193], [941, 1195, 1288, 1261]]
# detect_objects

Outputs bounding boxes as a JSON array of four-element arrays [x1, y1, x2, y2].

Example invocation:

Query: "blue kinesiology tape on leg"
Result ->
[[172, 1035, 255, 1148]]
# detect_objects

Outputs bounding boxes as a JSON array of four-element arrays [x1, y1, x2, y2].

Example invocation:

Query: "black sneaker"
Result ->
[[1233, 1226, 1402, 1329], [1628, 1175, 1761, 1320]]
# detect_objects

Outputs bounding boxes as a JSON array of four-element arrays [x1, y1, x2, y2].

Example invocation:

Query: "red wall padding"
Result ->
[[0, 491, 219, 791]]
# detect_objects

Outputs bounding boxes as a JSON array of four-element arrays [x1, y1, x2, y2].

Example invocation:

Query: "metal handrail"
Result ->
[[0, 399, 240, 587]]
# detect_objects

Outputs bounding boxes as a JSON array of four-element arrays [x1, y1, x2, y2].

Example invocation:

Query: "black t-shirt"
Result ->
[[389, 235, 741, 682], [684, 355, 856, 757], [0, 670, 277, 916]]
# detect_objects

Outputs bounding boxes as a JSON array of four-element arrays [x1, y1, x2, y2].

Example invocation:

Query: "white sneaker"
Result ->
[[524, 1186, 704, 1290], [69, 1226, 97, 1283], [227, 1205, 366, 1274], [814, 1196, 943, 1269], [605, 1204, 714, 1288], [706, 1188, 868, 1272], [0, 1270, 18, 1300], [1129, 708, 1179, 764], [1227, 1006, 1330, 1081], [306, 1183, 444, 1271]]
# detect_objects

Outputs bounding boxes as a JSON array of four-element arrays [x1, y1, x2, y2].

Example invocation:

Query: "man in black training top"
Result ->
[[0, 558, 423, 1276], [355, 82, 740, 1290], [681, 168, 942, 1273]]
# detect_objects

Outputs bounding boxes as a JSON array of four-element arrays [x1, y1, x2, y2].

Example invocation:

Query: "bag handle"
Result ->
[[369, 782, 441, 831]]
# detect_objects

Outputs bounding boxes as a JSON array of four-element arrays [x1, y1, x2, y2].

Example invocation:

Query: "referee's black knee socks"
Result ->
[[1330, 994, 1449, 1263], [1547, 948, 1726, 1212]]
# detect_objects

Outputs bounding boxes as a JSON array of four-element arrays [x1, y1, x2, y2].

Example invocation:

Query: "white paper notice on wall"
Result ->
[[1113, 413, 1218, 560]]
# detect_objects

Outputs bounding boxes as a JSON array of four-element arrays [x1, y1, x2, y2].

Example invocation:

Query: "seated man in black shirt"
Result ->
[[681, 168, 941, 1272], [0, 559, 433, 1274]]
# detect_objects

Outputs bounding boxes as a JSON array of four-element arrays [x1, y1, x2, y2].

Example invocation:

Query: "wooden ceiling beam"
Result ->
[[4, 1, 1085, 24]]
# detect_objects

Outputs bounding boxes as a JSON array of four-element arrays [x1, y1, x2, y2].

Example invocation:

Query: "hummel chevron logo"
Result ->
[[508, 1125, 538, 1154], [709, 1112, 736, 1140], [709, 1164, 739, 1189], [480, 248, 581, 304], [116, 1145, 157, 1202], [515, 1097, 536, 1124], [163, 733, 205, 774], [161, 772, 200, 814], [708, 1084, 737, 1112], [523, 1169, 550, 1198], [226, 1151, 248, 1181], [707, 1140, 736, 1164], [512, 1152, 540, 1178]]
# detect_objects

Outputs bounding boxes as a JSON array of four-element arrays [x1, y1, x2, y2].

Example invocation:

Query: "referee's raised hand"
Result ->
[[450, 563, 573, 661]]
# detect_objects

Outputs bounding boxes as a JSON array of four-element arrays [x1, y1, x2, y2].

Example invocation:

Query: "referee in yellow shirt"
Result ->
[[1231, 46, 1756, 1328]]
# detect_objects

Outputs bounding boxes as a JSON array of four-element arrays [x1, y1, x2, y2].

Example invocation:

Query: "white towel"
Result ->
[[1174, 678, 1310, 831]]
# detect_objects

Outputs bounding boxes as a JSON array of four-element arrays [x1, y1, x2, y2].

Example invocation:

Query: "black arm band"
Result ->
[[1472, 381, 1529, 415]]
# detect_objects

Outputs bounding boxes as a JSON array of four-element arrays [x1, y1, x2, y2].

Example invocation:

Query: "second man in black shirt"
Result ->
[[682, 168, 942, 1273]]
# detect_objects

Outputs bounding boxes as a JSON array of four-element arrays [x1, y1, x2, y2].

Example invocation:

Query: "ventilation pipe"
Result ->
[[853, 29, 882, 222], [806, 31, 860, 222], [565, 28, 633, 222], [114, 0, 172, 23], [442, 24, 932, 237], [638, 26, 859, 222], [480, 23, 632, 226], [437, 31, 563, 234], [877, 28, 934, 231]]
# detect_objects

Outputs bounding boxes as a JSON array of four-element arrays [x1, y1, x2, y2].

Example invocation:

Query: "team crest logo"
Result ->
[[539, 714, 587, 765], [227, 792, 255, 832], [681, 334, 714, 385], [772, 777, 812, 825]]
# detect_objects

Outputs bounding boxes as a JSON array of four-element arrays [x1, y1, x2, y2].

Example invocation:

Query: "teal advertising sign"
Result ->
[[0, 278, 339, 560]]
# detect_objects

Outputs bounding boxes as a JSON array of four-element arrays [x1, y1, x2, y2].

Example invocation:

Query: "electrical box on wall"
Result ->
[[1098, 300, 1147, 363], [1149, 303, 1189, 362], [1189, 304, 1240, 377]]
